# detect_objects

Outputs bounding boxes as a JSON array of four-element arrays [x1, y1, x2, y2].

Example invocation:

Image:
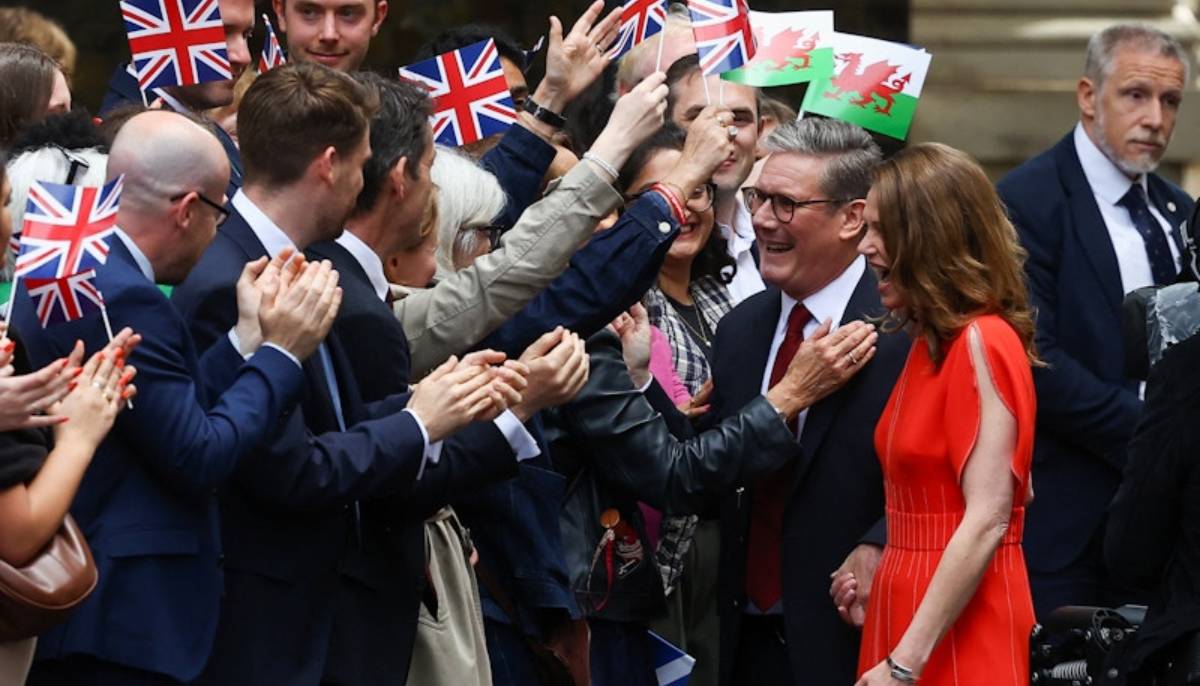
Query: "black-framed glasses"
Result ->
[[465, 224, 504, 250], [742, 187, 851, 224], [170, 191, 230, 226]]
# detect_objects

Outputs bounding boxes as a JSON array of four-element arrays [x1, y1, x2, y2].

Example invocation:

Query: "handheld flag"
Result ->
[[688, 0, 756, 77], [606, 0, 669, 61], [721, 11, 835, 87], [15, 177, 122, 280], [800, 33, 932, 140], [121, 0, 232, 92], [258, 13, 286, 72], [399, 39, 518, 147], [649, 630, 695, 686], [25, 270, 106, 327]]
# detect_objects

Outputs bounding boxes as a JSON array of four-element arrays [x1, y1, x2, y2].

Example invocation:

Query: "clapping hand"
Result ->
[[259, 259, 342, 361], [0, 338, 83, 431], [408, 352, 517, 442], [51, 344, 138, 452], [234, 249, 301, 355], [510, 328, 590, 422]]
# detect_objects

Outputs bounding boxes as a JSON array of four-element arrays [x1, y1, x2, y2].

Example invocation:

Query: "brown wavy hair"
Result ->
[[871, 142, 1040, 366]]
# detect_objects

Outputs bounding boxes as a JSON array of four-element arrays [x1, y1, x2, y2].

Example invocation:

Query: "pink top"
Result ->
[[649, 325, 691, 405]]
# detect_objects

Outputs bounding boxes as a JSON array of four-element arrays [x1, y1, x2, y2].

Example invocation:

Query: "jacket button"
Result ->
[[657, 221, 671, 234]]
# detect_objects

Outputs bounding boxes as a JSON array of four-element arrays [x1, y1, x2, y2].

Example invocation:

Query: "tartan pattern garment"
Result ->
[[642, 275, 733, 595]]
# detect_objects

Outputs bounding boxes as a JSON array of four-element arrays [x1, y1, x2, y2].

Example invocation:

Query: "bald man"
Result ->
[[17, 111, 340, 686]]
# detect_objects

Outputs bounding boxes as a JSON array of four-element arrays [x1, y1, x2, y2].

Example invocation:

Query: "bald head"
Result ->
[[108, 111, 230, 216]]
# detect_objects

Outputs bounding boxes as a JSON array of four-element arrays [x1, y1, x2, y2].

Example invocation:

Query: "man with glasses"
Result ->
[[17, 110, 339, 685], [709, 118, 908, 686]]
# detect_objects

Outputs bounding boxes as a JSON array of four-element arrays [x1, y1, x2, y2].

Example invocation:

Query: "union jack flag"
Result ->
[[688, 0, 756, 76], [258, 13, 286, 73], [25, 270, 106, 328], [15, 177, 122, 280], [399, 39, 518, 147], [606, 0, 669, 61], [121, 0, 232, 92]]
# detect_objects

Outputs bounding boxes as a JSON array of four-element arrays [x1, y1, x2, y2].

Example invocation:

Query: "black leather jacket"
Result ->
[[544, 330, 796, 622]]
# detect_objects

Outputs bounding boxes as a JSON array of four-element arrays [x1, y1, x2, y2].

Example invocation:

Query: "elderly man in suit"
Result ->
[[997, 24, 1194, 617], [710, 118, 908, 686], [16, 111, 337, 685]]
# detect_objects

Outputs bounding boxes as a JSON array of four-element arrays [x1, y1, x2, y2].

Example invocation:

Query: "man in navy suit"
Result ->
[[100, 0, 252, 198], [997, 24, 1194, 617], [170, 62, 542, 686], [17, 111, 340, 685], [710, 119, 908, 686]]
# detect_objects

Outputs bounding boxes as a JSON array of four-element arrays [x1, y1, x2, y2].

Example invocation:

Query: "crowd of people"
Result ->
[[0, 2, 1195, 685]]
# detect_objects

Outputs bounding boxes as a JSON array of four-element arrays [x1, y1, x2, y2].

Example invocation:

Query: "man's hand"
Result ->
[[589, 72, 669, 174], [678, 379, 713, 419], [611, 304, 652, 388], [662, 105, 739, 199], [535, 0, 622, 113], [510, 328, 590, 422], [234, 249, 299, 355], [830, 543, 883, 628], [765, 319, 877, 419], [407, 356, 505, 442], [259, 259, 342, 361]]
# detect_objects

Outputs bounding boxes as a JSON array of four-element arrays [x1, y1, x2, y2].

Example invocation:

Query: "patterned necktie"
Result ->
[[745, 303, 811, 613], [1119, 184, 1177, 286]]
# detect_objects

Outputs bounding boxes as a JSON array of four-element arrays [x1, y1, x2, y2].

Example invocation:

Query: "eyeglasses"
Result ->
[[742, 187, 851, 224], [170, 191, 230, 226], [624, 182, 717, 214], [466, 224, 504, 250]]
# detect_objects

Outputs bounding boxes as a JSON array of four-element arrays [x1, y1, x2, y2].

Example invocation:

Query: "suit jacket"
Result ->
[[170, 207, 513, 685], [997, 131, 1195, 573], [478, 124, 556, 230], [14, 238, 304, 681], [711, 274, 908, 686], [99, 63, 244, 199]]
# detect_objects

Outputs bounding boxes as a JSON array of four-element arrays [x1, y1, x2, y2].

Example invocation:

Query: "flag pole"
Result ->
[[702, 72, 711, 105], [99, 302, 134, 410], [654, 32, 666, 73], [719, 78, 725, 107], [4, 276, 18, 326]]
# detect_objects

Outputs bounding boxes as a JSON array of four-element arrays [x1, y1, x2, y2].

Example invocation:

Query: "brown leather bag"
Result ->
[[0, 514, 98, 641]]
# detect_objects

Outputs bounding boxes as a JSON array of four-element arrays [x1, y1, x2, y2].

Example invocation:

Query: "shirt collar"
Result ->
[[114, 228, 155, 282], [335, 230, 389, 301], [231, 189, 296, 258], [780, 255, 866, 328], [1073, 122, 1148, 206]]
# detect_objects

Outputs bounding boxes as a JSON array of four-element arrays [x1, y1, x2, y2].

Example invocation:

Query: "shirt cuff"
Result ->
[[227, 328, 247, 358], [403, 408, 444, 480], [493, 410, 541, 461]]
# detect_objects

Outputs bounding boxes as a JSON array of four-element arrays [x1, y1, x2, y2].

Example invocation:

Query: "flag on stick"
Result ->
[[721, 10, 834, 86], [25, 270, 106, 328], [121, 0, 232, 92], [688, 0, 756, 77], [258, 13, 286, 72], [399, 39, 519, 147], [15, 177, 121, 280], [606, 0, 669, 61]]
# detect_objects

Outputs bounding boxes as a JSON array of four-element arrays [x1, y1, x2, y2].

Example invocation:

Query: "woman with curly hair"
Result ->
[[848, 143, 1039, 686]]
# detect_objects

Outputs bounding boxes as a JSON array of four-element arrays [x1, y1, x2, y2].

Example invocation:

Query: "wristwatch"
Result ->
[[523, 97, 567, 129]]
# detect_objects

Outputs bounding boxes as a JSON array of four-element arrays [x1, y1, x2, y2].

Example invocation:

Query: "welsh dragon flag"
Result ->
[[799, 33, 932, 141], [721, 11, 834, 87]]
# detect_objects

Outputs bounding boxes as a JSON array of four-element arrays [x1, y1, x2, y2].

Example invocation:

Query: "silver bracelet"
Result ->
[[887, 655, 919, 683], [582, 152, 619, 181]]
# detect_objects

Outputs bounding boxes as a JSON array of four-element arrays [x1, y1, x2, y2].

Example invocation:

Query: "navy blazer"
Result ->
[[99, 64, 244, 198], [711, 272, 908, 686], [170, 208, 510, 685], [15, 238, 305, 681], [479, 124, 556, 230], [997, 132, 1195, 575]]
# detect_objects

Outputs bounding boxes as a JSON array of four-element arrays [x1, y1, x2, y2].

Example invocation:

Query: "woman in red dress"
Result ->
[[850, 143, 1039, 685]]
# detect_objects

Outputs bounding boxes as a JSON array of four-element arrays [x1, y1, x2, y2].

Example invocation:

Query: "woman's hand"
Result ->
[[0, 340, 84, 431], [855, 661, 910, 686], [51, 346, 137, 452], [765, 319, 877, 419], [662, 106, 738, 198], [537, 0, 622, 112], [611, 304, 652, 387], [589, 72, 669, 174], [678, 379, 713, 418]]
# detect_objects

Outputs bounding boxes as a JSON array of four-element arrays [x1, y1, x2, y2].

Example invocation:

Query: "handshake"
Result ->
[[232, 249, 343, 361]]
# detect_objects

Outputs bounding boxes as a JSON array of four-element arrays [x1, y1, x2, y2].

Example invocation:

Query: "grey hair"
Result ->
[[1084, 23, 1190, 88], [761, 118, 882, 200], [429, 145, 506, 278]]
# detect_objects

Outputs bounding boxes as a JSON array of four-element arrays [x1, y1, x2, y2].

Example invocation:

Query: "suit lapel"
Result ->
[[1057, 135, 1124, 312], [221, 208, 270, 261], [731, 289, 782, 407], [792, 269, 881, 490], [1147, 175, 1189, 253]]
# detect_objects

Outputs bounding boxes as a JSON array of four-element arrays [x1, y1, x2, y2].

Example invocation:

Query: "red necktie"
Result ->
[[745, 303, 810, 612]]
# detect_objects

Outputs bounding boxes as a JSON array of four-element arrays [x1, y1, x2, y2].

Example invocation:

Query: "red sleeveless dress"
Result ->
[[857, 315, 1036, 685]]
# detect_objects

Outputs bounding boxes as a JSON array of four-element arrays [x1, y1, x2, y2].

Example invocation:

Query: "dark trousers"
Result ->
[[485, 617, 541, 686], [29, 656, 184, 686], [589, 618, 656, 686], [1029, 527, 1150, 620], [732, 614, 794, 686]]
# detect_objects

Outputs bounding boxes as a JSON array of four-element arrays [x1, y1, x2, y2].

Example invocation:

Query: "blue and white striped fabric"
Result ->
[[649, 630, 695, 686]]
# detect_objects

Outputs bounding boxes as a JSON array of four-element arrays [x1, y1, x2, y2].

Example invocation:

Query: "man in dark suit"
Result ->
[[170, 62, 539, 686], [710, 119, 908, 686], [99, 0, 252, 198], [997, 24, 1194, 617], [17, 111, 337, 685]]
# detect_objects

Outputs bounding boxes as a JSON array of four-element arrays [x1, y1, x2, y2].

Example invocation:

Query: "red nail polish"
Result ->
[[72, 368, 83, 378], [67, 381, 77, 392], [121, 388, 135, 400]]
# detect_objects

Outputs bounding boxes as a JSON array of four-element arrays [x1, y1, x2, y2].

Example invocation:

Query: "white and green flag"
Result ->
[[721, 10, 835, 87], [799, 33, 932, 140]]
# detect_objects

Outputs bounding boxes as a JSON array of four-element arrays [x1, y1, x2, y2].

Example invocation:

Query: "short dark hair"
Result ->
[[0, 42, 59, 149], [414, 24, 525, 67], [239, 61, 378, 188], [620, 125, 736, 285], [664, 53, 762, 123], [354, 71, 434, 213]]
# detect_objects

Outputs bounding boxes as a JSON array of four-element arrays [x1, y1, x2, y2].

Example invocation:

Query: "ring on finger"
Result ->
[[91, 381, 104, 390], [846, 353, 859, 366], [726, 125, 738, 139]]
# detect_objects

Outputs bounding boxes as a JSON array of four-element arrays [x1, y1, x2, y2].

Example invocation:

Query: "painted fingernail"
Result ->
[[72, 368, 84, 378], [67, 381, 77, 392], [121, 387, 135, 400]]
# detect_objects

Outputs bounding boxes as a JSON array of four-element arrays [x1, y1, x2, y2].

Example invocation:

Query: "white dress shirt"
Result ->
[[1073, 123, 1180, 295], [333, 226, 541, 464], [759, 255, 866, 439], [720, 198, 766, 305]]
